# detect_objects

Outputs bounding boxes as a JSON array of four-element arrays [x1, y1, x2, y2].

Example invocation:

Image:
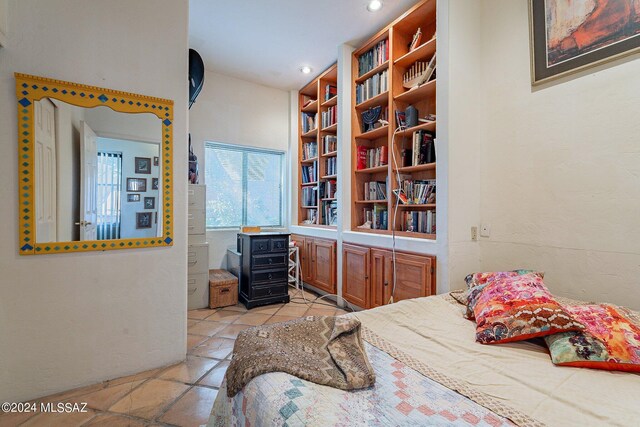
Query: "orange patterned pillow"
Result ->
[[473, 273, 584, 344]]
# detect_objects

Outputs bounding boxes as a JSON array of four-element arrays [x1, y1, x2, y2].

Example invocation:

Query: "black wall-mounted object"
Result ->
[[189, 49, 205, 109]]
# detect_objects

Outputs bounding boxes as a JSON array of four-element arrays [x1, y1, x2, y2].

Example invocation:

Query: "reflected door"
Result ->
[[34, 99, 57, 243], [80, 121, 98, 240]]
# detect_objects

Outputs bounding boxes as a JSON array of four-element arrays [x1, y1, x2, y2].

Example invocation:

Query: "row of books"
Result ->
[[399, 130, 435, 167], [355, 69, 388, 105], [363, 204, 388, 230], [302, 186, 318, 207], [325, 84, 337, 101], [325, 157, 337, 176], [323, 135, 337, 153], [356, 145, 388, 170], [396, 177, 436, 204], [302, 142, 317, 160], [363, 181, 387, 201], [319, 180, 337, 199], [321, 200, 338, 226], [301, 112, 317, 133], [321, 105, 337, 129], [401, 210, 436, 234], [301, 161, 317, 184], [358, 39, 389, 77]]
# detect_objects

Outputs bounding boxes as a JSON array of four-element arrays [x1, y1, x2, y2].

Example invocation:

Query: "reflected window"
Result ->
[[96, 152, 122, 240], [205, 142, 284, 229]]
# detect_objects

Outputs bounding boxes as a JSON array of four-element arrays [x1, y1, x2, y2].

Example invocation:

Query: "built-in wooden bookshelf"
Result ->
[[298, 63, 338, 227], [351, 0, 437, 239]]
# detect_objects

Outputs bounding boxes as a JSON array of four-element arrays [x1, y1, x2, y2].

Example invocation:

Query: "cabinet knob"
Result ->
[[384, 281, 389, 286], [268, 274, 272, 280]]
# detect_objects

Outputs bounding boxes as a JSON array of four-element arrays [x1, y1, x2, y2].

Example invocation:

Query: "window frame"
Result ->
[[204, 141, 286, 230]]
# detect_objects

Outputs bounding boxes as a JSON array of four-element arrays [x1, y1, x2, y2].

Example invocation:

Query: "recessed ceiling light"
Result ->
[[367, 0, 383, 12], [300, 66, 312, 74]]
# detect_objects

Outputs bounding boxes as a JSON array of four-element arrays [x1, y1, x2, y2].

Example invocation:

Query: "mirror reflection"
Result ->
[[34, 98, 162, 243]]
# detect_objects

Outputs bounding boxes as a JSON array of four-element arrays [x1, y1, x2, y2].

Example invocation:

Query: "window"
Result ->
[[96, 152, 122, 240], [205, 142, 285, 229]]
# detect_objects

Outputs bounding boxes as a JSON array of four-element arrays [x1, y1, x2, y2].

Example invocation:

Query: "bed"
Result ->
[[208, 293, 640, 426]]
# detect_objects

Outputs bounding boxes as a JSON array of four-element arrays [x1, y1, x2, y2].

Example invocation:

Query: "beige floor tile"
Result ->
[[159, 386, 218, 427], [104, 366, 167, 388], [275, 304, 309, 317], [306, 307, 338, 317], [247, 304, 284, 315], [20, 409, 95, 427], [108, 379, 189, 420], [158, 356, 218, 384], [198, 361, 230, 388], [35, 382, 104, 405], [0, 411, 38, 427], [188, 309, 218, 320], [216, 323, 253, 339], [220, 304, 248, 313], [190, 337, 235, 360], [84, 413, 147, 426], [264, 315, 302, 324], [187, 319, 198, 329], [233, 313, 272, 326], [187, 320, 226, 337], [187, 334, 208, 351], [205, 311, 242, 323], [335, 308, 349, 315], [77, 380, 144, 411]]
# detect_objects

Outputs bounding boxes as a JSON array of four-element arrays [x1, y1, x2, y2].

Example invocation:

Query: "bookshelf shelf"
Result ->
[[394, 37, 436, 68], [394, 79, 436, 104], [355, 91, 389, 110], [298, 63, 339, 228], [351, 0, 437, 240]]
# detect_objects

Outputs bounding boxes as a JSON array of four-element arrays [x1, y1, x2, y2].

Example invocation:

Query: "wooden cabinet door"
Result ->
[[370, 249, 392, 308], [392, 252, 434, 302], [312, 238, 336, 294], [342, 243, 370, 308], [303, 238, 314, 283]]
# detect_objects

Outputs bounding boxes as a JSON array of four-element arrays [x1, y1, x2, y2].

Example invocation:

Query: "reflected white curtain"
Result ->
[[96, 152, 122, 240]]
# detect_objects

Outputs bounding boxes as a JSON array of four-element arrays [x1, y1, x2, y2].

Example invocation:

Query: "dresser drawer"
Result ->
[[251, 283, 288, 300], [251, 253, 287, 269], [188, 184, 205, 210], [270, 237, 288, 253], [188, 209, 206, 235], [187, 272, 209, 310], [251, 238, 271, 254], [252, 268, 287, 284], [187, 243, 209, 274]]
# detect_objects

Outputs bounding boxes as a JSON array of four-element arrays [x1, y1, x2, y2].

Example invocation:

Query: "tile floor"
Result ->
[[0, 288, 344, 427]]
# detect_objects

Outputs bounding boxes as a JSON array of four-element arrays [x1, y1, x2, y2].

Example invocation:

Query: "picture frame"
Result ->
[[136, 212, 152, 229], [127, 194, 141, 202], [152, 177, 159, 190], [153, 156, 159, 166], [126, 177, 147, 192], [135, 157, 151, 174], [144, 197, 155, 209], [529, 0, 640, 85]]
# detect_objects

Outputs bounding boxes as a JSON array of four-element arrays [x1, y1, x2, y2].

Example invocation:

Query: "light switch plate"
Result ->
[[480, 224, 491, 238]]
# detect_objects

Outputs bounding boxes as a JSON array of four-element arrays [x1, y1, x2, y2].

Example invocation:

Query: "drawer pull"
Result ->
[[220, 288, 230, 294], [268, 274, 272, 280]]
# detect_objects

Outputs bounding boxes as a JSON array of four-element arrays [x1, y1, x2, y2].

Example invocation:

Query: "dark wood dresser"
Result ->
[[237, 232, 291, 309]]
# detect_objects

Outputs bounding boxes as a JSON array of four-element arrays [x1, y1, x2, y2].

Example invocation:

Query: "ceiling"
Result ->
[[189, 0, 420, 91]]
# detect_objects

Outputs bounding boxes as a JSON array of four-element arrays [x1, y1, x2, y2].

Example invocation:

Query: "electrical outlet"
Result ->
[[471, 226, 478, 241], [480, 224, 491, 238]]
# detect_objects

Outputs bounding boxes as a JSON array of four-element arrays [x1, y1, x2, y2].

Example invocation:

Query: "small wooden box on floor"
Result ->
[[209, 269, 238, 309]]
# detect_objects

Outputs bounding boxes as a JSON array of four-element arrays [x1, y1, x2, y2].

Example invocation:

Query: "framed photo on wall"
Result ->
[[152, 177, 159, 190], [529, 0, 640, 84], [135, 157, 151, 174], [153, 156, 159, 166], [126, 178, 147, 192], [136, 212, 152, 229], [144, 197, 155, 209], [127, 194, 141, 202]]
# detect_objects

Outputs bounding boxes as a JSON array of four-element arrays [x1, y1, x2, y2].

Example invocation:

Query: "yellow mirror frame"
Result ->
[[15, 73, 174, 255]]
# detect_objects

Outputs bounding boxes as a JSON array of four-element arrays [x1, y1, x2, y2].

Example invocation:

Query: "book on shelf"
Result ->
[[322, 200, 338, 226], [301, 112, 317, 133], [319, 179, 337, 199], [302, 141, 317, 160], [411, 130, 436, 166], [392, 188, 408, 204], [301, 160, 318, 183], [358, 38, 389, 77], [398, 175, 436, 204], [302, 95, 316, 108], [321, 105, 337, 128], [364, 180, 387, 201], [395, 110, 406, 128], [363, 204, 388, 230], [325, 84, 337, 101], [302, 186, 318, 207], [324, 157, 337, 176], [355, 69, 388, 104], [356, 145, 388, 170], [402, 210, 435, 234], [323, 135, 337, 153]]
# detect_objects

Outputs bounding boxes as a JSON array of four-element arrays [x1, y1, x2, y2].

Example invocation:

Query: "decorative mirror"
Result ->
[[15, 73, 174, 255]]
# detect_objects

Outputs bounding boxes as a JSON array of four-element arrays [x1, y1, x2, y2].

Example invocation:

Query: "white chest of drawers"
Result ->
[[187, 184, 209, 309]]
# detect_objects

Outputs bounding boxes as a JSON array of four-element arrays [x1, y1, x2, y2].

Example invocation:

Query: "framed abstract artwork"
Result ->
[[529, 0, 640, 84], [135, 157, 151, 174]]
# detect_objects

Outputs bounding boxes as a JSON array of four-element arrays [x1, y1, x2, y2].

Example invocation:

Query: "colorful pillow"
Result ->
[[463, 270, 543, 320], [545, 303, 640, 372], [473, 273, 584, 344]]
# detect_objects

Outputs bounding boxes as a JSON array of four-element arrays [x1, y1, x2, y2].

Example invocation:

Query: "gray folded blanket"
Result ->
[[225, 315, 375, 397]]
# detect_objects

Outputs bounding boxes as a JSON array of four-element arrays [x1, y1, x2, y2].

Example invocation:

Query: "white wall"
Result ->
[[0, 0, 189, 402], [477, 0, 640, 309], [189, 70, 290, 268]]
